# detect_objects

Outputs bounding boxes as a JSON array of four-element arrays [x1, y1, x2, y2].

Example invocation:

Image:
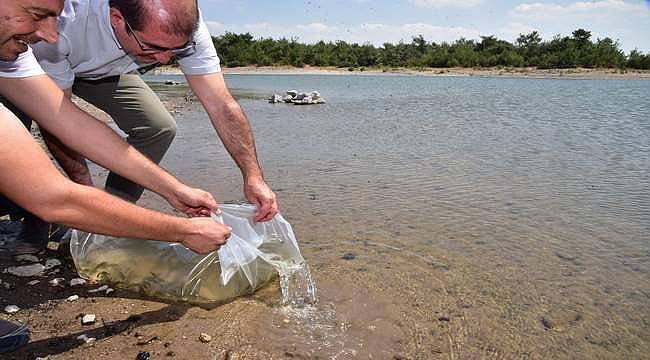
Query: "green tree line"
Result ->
[[211, 29, 650, 70]]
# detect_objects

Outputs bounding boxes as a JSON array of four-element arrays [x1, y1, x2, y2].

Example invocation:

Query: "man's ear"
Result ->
[[108, 7, 123, 28]]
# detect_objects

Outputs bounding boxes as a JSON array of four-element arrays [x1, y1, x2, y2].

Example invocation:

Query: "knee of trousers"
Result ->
[[129, 114, 177, 145]]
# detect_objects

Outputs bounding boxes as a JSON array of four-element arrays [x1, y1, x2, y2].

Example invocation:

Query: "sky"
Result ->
[[197, 0, 650, 53]]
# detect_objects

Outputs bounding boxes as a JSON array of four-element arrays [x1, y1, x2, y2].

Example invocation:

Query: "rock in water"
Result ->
[[70, 278, 87, 287], [269, 94, 283, 103]]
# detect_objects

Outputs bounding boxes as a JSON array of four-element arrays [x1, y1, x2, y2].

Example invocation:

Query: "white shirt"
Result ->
[[32, 0, 221, 89], [0, 47, 46, 78]]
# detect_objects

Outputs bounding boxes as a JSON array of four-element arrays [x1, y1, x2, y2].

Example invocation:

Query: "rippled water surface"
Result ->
[[140, 74, 649, 358]]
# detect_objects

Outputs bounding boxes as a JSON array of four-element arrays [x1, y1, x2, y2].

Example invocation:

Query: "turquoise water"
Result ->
[[143, 73, 650, 357]]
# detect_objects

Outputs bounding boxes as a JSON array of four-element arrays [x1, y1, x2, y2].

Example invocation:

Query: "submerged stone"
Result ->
[[199, 333, 212, 343], [5, 263, 46, 277], [70, 278, 87, 287]]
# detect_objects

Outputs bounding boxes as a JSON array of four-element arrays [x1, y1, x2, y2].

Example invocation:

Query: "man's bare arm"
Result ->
[[186, 72, 278, 221], [0, 75, 216, 215], [0, 107, 229, 253]]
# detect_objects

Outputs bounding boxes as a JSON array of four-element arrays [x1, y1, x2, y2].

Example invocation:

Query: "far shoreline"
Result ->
[[151, 64, 650, 80]]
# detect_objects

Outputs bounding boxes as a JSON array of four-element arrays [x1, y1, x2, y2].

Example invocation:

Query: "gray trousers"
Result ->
[[71, 74, 177, 202]]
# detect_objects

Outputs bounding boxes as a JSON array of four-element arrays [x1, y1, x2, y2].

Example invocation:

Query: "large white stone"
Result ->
[[70, 278, 87, 287], [5, 264, 45, 277], [4, 305, 20, 314], [81, 314, 96, 325]]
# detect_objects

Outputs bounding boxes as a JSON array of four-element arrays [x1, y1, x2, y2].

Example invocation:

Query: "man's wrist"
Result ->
[[151, 168, 185, 201]]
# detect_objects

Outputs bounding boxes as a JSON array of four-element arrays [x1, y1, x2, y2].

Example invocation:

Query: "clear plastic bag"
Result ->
[[69, 204, 315, 305]]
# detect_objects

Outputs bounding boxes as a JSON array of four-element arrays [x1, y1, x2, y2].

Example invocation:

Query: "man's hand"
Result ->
[[244, 177, 278, 222], [182, 217, 231, 254], [167, 185, 220, 218]]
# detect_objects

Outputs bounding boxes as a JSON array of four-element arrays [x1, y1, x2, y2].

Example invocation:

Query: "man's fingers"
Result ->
[[255, 198, 278, 222], [199, 209, 210, 217], [185, 207, 213, 218], [192, 189, 219, 212]]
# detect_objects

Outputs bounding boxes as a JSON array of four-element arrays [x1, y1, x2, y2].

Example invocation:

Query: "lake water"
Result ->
[[138, 73, 649, 358]]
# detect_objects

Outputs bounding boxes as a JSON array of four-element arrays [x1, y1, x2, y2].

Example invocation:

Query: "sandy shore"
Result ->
[[151, 64, 650, 80]]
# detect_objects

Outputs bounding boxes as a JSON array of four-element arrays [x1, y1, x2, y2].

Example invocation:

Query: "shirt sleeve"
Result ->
[[178, 11, 222, 75], [31, 34, 75, 90], [0, 47, 46, 78]]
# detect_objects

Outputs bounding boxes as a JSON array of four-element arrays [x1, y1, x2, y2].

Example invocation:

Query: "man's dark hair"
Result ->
[[109, 0, 199, 37]]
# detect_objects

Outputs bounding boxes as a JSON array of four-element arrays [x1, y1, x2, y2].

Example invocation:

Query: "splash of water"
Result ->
[[279, 263, 317, 307]]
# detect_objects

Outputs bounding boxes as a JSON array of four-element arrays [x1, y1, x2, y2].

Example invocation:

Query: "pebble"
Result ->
[[27, 280, 40, 286], [15, 254, 40, 263], [77, 334, 95, 343], [542, 316, 554, 330], [4, 305, 20, 314], [49, 278, 66, 287], [5, 263, 46, 277], [136, 351, 151, 360], [88, 285, 109, 293], [44, 259, 62, 270], [199, 333, 212, 343], [67, 295, 80, 302], [70, 278, 87, 287], [81, 314, 96, 325]]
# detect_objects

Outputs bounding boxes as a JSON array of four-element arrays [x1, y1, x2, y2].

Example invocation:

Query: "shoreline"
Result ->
[[151, 65, 650, 80]]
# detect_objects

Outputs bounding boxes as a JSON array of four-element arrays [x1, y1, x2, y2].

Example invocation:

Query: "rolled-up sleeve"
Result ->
[[0, 47, 45, 78], [178, 13, 222, 75], [31, 34, 75, 89]]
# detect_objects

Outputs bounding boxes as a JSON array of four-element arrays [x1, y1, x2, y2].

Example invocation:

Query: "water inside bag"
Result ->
[[69, 204, 317, 305]]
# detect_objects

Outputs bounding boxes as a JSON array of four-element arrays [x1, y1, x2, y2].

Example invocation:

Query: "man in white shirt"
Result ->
[[1, 0, 235, 353], [21, 0, 278, 223], [0, 2, 233, 264]]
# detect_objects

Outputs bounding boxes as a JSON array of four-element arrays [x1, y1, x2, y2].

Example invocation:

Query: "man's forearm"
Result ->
[[187, 73, 264, 180], [46, 183, 194, 242], [0, 76, 184, 200], [0, 105, 191, 243], [211, 100, 263, 179]]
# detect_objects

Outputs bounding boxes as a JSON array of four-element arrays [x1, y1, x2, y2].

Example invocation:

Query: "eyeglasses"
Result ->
[[123, 18, 196, 59]]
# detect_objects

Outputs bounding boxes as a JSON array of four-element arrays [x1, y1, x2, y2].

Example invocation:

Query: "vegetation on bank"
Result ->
[[210, 28, 650, 70]]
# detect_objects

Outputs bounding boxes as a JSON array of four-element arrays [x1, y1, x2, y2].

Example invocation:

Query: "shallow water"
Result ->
[[137, 74, 650, 358]]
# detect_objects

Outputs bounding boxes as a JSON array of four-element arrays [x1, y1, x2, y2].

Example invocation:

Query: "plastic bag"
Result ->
[[69, 204, 314, 305]]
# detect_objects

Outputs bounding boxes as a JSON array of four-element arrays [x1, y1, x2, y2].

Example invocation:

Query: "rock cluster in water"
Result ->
[[269, 90, 325, 105]]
